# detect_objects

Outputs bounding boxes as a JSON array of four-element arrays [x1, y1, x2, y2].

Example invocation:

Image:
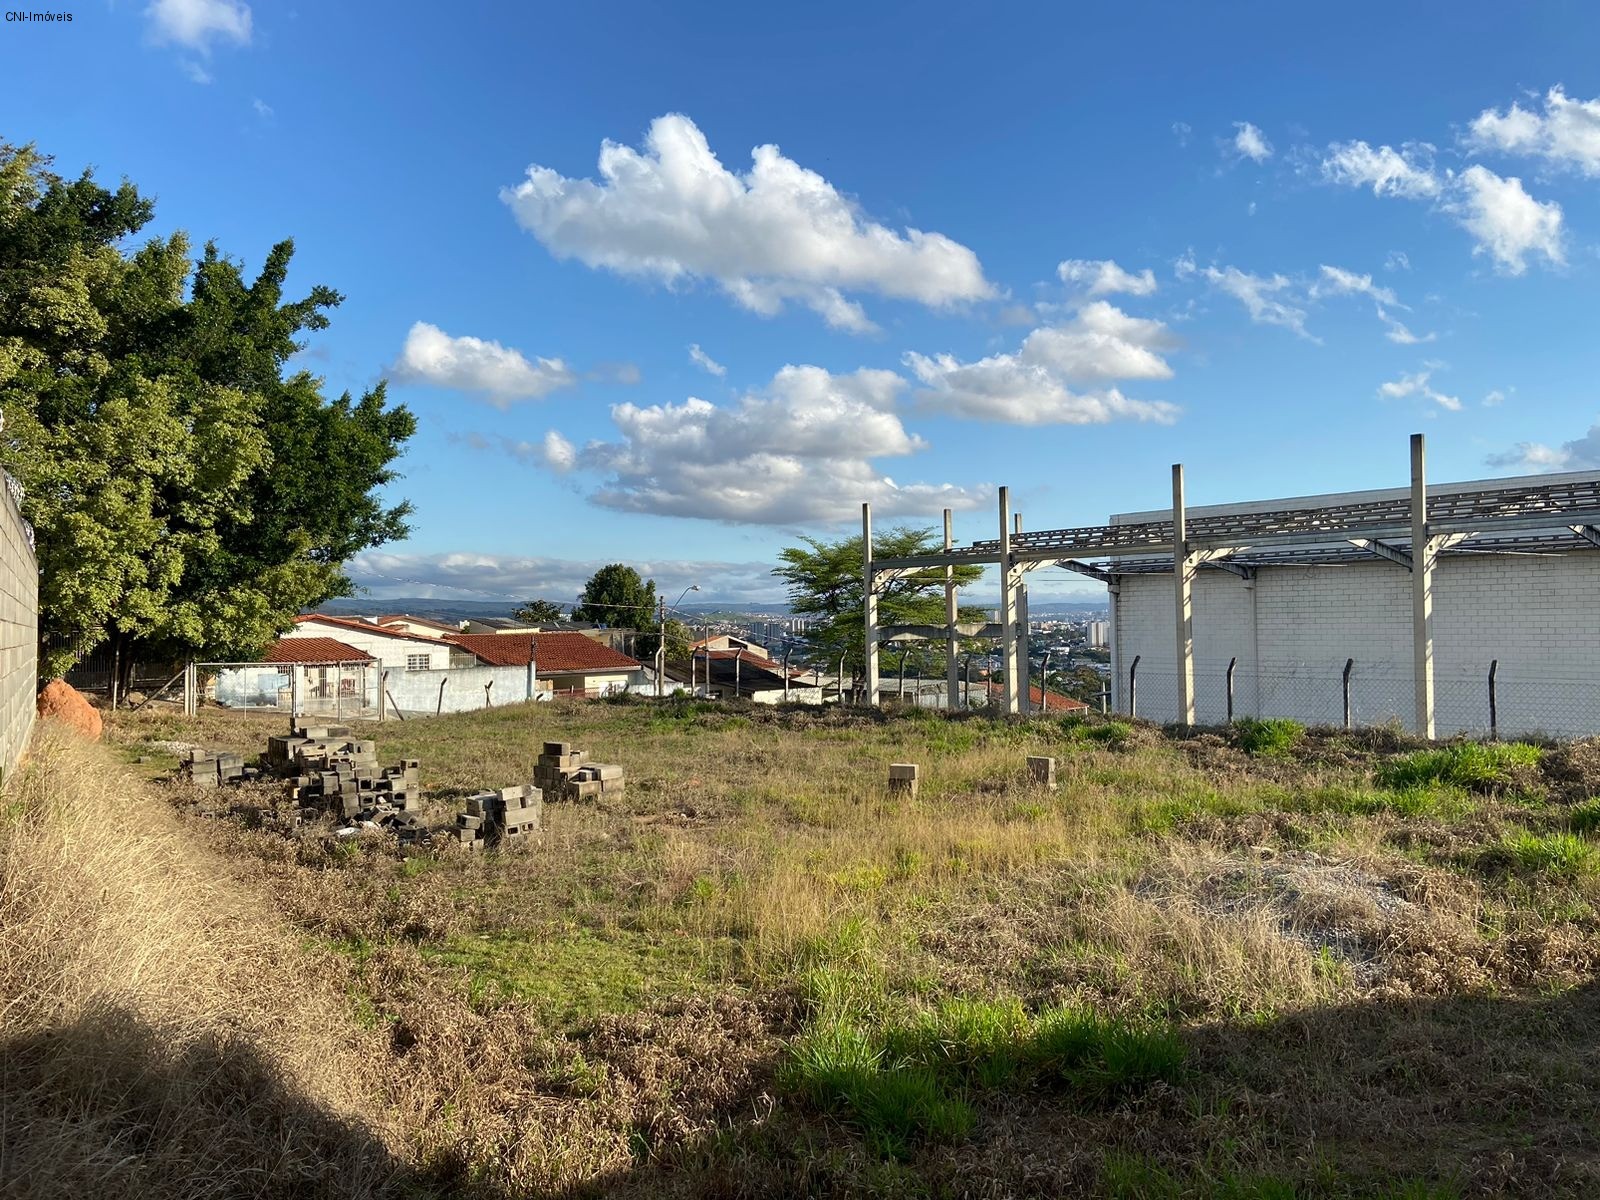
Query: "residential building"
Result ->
[[283, 614, 454, 673], [447, 631, 646, 696]]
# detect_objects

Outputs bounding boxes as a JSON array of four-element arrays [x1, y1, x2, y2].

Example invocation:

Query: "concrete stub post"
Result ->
[[888, 762, 920, 799], [1027, 755, 1057, 790]]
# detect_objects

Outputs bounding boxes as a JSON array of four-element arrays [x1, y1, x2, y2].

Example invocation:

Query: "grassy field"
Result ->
[[15, 698, 1600, 1197]]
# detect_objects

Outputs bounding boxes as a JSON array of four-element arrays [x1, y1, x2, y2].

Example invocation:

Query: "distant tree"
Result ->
[[572, 564, 665, 656], [0, 142, 415, 680], [513, 598, 566, 624], [773, 528, 986, 679]]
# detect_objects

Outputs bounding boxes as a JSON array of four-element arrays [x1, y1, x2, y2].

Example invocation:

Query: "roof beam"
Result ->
[[1349, 537, 1413, 570], [1056, 559, 1115, 584], [1570, 524, 1600, 548]]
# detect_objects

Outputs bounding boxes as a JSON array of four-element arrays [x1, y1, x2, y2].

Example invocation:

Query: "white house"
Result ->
[[284, 614, 453, 674]]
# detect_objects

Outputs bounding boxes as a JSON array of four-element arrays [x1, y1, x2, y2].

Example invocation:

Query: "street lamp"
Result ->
[[659, 584, 700, 697]]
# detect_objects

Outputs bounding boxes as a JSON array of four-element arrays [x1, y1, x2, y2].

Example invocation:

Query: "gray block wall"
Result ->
[[0, 479, 38, 783]]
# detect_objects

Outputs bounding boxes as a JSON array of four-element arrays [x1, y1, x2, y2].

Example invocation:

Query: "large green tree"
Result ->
[[572, 563, 666, 656], [513, 598, 566, 624], [773, 527, 986, 678], [0, 143, 415, 679]]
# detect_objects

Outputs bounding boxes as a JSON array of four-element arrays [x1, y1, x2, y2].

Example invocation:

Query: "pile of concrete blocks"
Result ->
[[180, 748, 259, 788], [454, 784, 542, 851], [270, 723, 423, 839], [533, 741, 625, 803]]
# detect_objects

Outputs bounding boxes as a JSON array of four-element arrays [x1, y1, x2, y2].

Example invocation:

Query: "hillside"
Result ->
[[9, 702, 1600, 1197]]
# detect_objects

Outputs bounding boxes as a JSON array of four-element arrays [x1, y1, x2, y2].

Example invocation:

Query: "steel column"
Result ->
[[944, 508, 960, 710], [1411, 433, 1435, 739], [862, 502, 880, 707], [1173, 463, 1196, 727], [998, 487, 1019, 714]]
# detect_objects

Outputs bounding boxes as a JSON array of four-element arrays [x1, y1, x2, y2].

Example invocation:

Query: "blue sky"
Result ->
[[7, 1, 1600, 605]]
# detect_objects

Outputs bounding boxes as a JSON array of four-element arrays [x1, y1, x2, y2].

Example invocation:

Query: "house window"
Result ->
[[406, 654, 430, 671]]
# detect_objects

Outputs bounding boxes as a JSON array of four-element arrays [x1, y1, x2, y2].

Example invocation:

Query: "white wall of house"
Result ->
[[1112, 552, 1600, 736], [381, 663, 545, 715], [544, 670, 643, 696], [284, 619, 451, 673]]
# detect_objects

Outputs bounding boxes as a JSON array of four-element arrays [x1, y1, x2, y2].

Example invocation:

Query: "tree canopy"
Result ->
[[512, 598, 566, 624], [0, 142, 415, 678], [773, 527, 986, 676]]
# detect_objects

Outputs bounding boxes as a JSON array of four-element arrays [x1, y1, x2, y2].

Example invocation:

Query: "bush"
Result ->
[[1231, 718, 1305, 757], [1377, 742, 1542, 793], [1570, 798, 1600, 836]]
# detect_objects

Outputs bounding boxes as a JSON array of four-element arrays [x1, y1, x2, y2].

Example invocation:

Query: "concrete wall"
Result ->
[[382, 663, 543, 715], [1112, 552, 1600, 736], [0, 479, 36, 783]]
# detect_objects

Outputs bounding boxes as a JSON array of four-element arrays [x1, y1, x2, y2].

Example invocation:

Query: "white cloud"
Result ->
[[145, 0, 251, 51], [494, 365, 989, 525], [1056, 258, 1158, 297], [501, 113, 993, 332], [1482, 389, 1507, 407], [587, 362, 642, 385], [687, 343, 727, 377], [1196, 264, 1313, 339], [1172, 121, 1193, 148], [251, 97, 273, 119], [905, 301, 1180, 426], [1309, 264, 1401, 307], [540, 430, 576, 472], [1232, 121, 1273, 163], [1377, 310, 1436, 345], [390, 321, 576, 406], [1320, 139, 1563, 274], [180, 59, 212, 84], [1321, 140, 1441, 198], [1486, 422, 1600, 472], [1385, 250, 1411, 272], [1449, 164, 1564, 275], [1377, 365, 1461, 412], [346, 551, 787, 605], [1468, 86, 1600, 176]]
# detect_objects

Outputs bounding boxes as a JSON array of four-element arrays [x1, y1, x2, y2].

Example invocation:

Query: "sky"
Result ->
[[6, 1, 1600, 607]]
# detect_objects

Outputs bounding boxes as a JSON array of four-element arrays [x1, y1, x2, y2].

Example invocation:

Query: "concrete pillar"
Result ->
[[1411, 433, 1435, 739], [944, 508, 960, 711], [998, 487, 1019, 714], [1172, 463, 1196, 727], [1014, 512, 1031, 713], [862, 502, 880, 707]]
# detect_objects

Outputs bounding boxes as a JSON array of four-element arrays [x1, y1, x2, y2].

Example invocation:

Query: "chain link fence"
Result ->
[[200, 661, 381, 720], [1120, 656, 1600, 738]]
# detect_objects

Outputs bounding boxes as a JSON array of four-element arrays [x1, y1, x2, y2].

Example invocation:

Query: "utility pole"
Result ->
[[657, 597, 666, 697]]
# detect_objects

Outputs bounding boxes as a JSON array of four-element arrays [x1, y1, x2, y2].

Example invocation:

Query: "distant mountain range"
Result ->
[[315, 596, 1106, 624]]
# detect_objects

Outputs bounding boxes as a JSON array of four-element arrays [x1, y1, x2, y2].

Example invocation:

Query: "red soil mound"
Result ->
[[36, 679, 102, 742]]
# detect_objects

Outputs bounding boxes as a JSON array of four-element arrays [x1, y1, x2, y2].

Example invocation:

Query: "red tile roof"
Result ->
[[265, 636, 375, 664], [295, 613, 446, 642], [447, 631, 642, 673], [979, 681, 1089, 712]]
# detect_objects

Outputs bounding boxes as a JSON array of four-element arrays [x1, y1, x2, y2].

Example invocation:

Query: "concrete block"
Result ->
[[1027, 755, 1058, 790], [888, 762, 920, 798], [542, 741, 571, 757], [456, 813, 484, 830], [594, 764, 624, 781]]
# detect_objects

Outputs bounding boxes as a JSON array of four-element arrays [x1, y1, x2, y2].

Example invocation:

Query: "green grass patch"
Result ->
[[1377, 741, 1542, 793], [1287, 783, 1477, 821], [781, 993, 1184, 1158], [1232, 717, 1305, 757], [1479, 830, 1599, 880], [418, 926, 709, 1028], [1568, 798, 1600, 836]]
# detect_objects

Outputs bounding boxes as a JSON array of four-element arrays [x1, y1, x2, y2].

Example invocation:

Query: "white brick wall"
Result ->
[[1112, 553, 1600, 736], [0, 485, 38, 783]]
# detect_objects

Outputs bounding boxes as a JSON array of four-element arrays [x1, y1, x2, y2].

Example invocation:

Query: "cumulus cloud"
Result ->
[[391, 322, 576, 407], [1449, 164, 1564, 275], [346, 551, 787, 605], [1056, 258, 1158, 297], [501, 113, 994, 332], [904, 301, 1180, 426], [1193, 264, 1314, 339], [482, 365, 989, 525], [1486, 421, 1600, 472], [688, 343, 727, 377], [1377, 365, 1461, 412], [1321, 140, 1441, 198], [1468, 86, 1600, 176], [1232, 121, 1274, 163], [145, 0, 251, 51], [1319, 138, 1563, 274]]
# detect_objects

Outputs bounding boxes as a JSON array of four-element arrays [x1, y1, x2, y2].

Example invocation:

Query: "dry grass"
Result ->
[[40, 701, 1600, 1197]]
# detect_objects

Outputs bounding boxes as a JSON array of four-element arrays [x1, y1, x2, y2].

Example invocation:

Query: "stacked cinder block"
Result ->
[[180, 748, 257, 788], [533, 741, 625, 803], [454, 784, 542, 851], [271, 723, 423, 838]]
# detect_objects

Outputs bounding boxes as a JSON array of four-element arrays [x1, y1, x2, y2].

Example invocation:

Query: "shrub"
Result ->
[[1232, 718, 1305, 757], [1083, 721, 1134, 748], [1569, 798, 1600, 836]]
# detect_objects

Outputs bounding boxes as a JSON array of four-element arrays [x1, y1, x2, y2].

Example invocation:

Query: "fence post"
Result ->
[[290, 668, 300, 729], [1226, 657, 1236, 724], [1128, 654, 1140, 719], [185, 660, 195, 716], [1488, 659, 1499, 740], [336, 667, 344, 721], [379, 670, 388, 722], [436, 676, 448, 716], [484, 678, 493, 709], [1342, 658, 1354, 730]]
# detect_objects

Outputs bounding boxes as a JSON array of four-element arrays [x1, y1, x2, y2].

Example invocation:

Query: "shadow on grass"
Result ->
[[552, 981, 1600, 1199]]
